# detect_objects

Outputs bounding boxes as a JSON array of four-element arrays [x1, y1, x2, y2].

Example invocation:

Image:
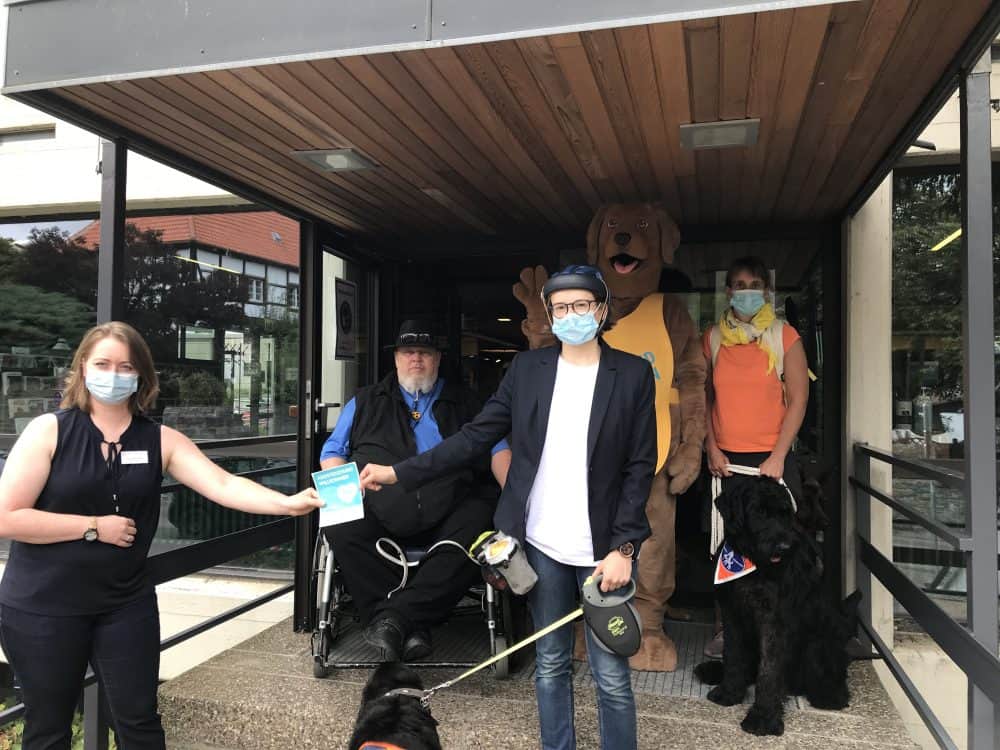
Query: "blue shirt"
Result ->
[[319, 378, 510, 461]]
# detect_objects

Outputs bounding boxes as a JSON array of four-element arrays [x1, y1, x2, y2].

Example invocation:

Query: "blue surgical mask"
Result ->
[[85, 369, 139, 405], [730, 290, 766, 318], [551, 311, 601, 346]]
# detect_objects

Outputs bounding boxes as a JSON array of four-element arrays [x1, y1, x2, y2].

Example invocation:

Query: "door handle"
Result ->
[[314, 401, 342, 414]]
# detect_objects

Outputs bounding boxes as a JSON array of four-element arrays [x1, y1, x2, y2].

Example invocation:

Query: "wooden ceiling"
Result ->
[[44, 0, 990, 255]]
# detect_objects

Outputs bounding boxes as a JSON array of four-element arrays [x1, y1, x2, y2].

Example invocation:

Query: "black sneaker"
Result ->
[[402, 629, 432, 661], [363, 615, 405, 662]]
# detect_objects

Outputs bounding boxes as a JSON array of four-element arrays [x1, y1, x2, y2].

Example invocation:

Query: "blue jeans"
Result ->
[[525, 544, 637, 750]]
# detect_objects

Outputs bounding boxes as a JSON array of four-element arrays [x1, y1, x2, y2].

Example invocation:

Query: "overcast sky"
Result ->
[[0, 220, 91, 243]]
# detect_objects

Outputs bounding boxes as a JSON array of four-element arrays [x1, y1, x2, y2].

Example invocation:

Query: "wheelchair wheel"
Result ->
[[312, 652, 330, 679], [491, 633, 510, 680]]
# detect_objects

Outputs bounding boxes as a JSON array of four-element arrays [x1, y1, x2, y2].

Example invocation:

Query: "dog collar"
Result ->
[[359, 743, 409, 750], [382, 686, 433, 712]]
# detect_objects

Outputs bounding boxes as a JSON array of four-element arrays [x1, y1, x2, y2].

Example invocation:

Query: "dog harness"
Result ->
[[710, 464, 798, 585], [359, 743, 409, 750], [602, 292, 676, 472]]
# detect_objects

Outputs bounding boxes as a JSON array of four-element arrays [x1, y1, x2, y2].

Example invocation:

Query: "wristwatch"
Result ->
[[617, 541, 635, 559], [83, 517, 99, 543]]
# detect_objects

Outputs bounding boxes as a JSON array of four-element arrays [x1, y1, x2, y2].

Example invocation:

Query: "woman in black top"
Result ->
[[0, 322, 321, 749]]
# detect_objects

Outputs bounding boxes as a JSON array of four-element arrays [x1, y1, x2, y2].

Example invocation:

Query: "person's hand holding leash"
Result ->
[[360, 463, 397, 492], [758, 452, 785, 481], [593, 550, 632, 592], [707, 446, 732, 478]]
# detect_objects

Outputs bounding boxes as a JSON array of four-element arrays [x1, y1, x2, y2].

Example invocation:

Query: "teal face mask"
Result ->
[[85, 369, 139, 405], [551, 311, 600, 346], [730, 290, 766, 318]]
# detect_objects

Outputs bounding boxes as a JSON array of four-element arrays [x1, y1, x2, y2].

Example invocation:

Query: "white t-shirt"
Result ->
[[525, 356, 600, 566]]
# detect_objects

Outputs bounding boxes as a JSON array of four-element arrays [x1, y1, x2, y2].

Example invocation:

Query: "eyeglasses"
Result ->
[[548, 299, 600, 319], [398, 332, 434, 346]]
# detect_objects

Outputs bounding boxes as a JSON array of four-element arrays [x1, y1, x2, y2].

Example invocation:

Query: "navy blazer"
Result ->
[[394, 340, 656, 560]]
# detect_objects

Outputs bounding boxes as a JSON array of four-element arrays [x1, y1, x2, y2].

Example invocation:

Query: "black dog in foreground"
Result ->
[[695, 475, 861, 736], [348, 663, 442, 750]]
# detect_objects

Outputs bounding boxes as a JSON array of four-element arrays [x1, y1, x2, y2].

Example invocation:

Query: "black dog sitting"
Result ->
[[694, 475, 860, 736], [348, 663, 442, 750]]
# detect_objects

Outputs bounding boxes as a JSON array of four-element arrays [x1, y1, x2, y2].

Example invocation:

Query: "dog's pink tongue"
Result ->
[[613, 258, 638, 274]]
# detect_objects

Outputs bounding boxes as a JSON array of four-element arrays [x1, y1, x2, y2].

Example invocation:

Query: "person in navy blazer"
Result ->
[[362, 265, 656, 750]]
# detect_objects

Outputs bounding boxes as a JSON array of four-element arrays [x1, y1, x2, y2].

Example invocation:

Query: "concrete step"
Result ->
[[159, 618, 919, 749]]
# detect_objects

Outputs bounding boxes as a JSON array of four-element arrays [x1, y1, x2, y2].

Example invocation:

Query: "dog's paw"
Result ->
[[707, 685, 744, 706], [694, 661, 724, 685], [807, 688, 850, 711], [740, 705, 784, 736]]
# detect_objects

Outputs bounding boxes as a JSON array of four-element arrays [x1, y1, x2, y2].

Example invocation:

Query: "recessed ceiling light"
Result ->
[[291, 148, 378, 172], [496, 317, 512, 323], [680, 119, 759, 150]]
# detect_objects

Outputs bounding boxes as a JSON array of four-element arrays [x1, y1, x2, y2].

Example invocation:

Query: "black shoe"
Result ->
[[363, 615, 405, 662], [402, 629, 432, 661]]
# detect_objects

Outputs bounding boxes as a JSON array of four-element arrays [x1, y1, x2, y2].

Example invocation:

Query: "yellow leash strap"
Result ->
[[420, 607, 583, 704]]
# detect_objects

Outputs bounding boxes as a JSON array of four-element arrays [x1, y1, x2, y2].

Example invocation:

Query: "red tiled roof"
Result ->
[[73, 211, 300, 267]]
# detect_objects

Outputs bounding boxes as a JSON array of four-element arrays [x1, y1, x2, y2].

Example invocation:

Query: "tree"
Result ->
[[7, 227, 98, 305], [0, 284, 95, 348]]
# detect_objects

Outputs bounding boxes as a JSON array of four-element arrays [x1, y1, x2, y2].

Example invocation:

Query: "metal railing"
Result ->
[[851, 443, 1000, 750], [0, 517, 296, 747]]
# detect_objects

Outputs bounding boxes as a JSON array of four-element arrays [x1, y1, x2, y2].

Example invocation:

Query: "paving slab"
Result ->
[[160, 617, 917, 749]]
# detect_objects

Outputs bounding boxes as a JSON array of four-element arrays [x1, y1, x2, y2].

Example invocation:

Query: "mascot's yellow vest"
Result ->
[[602, 293, 676, 473]]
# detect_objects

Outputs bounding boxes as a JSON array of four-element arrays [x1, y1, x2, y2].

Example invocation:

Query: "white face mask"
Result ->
[[85, 369, 138, 405]]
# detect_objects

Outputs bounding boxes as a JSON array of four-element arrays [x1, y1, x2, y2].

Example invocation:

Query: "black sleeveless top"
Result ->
[[0, 408, 163, 615]]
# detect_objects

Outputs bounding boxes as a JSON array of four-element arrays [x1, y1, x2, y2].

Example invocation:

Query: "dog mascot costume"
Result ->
[[514, 202, 706, 671]]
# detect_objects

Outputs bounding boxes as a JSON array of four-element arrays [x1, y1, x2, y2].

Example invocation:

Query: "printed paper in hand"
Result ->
[[311, 462, 365, 527]]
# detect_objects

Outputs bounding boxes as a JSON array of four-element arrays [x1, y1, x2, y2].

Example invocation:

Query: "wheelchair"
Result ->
[[309, 527, 527, 679]]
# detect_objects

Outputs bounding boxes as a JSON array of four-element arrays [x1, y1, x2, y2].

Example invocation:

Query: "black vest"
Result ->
[[350, 374, 492, 536]]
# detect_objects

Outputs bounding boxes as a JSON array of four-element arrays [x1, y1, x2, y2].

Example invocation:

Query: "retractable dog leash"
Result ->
[[383, 574, 641, 709]]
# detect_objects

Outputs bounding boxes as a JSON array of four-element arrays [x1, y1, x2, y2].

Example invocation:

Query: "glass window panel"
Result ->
[[245, 261, 265, 279], [197, 250, 220, 268], [267, 266, 287, 285], [117, 209, 300, 444], [221, 254, 242, 273], [267, 284, 286, 304], [289, 271, 300, 286], [0, 219, 97, 441]]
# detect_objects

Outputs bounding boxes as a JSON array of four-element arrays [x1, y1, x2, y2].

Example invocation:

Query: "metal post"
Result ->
[[82, 680, 109, 750], [959, 51, 998, 750], [854, 446, 873, 652], [294, 220, 320, 632], [96, 139, 127, 323]]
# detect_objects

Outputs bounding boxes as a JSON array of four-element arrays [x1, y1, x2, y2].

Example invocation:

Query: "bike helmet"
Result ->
[[541, 265, 610, 304]]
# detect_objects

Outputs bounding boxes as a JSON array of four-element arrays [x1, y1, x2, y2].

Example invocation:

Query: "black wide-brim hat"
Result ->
[[384, 319, 447, 351]]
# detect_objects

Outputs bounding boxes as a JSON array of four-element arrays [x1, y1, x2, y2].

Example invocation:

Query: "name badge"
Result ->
[[120, 450, 149, 465]]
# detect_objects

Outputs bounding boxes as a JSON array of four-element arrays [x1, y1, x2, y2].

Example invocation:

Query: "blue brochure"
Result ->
[[311, 462, 365, 528]]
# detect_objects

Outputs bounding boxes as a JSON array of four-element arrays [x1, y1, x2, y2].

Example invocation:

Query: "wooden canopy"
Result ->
[[15, 0, 994, 254]]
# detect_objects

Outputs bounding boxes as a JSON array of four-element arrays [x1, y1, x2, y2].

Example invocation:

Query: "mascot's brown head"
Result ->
[[586, 202, 681, 310]]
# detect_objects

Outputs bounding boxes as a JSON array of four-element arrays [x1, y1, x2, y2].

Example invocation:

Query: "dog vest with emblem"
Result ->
[[602, 292, 675, 472]]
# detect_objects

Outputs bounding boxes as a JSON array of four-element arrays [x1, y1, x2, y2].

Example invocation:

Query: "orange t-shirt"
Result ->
[[703, 324, 800, 453]]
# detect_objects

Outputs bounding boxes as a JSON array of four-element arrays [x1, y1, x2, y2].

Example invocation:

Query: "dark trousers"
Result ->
[[0, 594, 165, 750], [327, 497, 495, 631]]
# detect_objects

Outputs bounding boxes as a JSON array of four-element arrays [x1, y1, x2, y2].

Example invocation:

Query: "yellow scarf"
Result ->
[[717, 303, 778, 375]]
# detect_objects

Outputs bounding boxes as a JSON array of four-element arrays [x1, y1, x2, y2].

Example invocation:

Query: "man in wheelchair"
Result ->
[[320, 319, 511, 662]]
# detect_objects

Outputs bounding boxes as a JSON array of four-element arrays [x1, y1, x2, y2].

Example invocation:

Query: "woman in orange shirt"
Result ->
[[702, 256, 809, 657]]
